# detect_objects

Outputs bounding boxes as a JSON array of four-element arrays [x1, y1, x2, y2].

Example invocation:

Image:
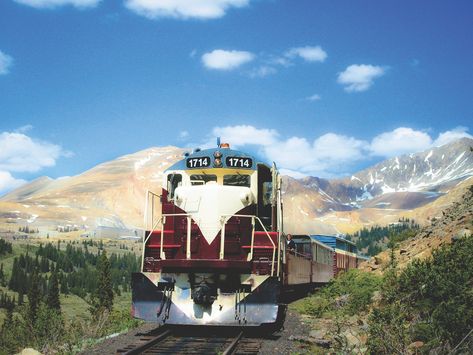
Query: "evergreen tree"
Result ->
[[90, 250, 114, 314], [9, 258, 19, 291], [0, 263, 4, 286], [27, 271, 41, 324], [60, 279, 69, 295], [47, 270, 61, 312]]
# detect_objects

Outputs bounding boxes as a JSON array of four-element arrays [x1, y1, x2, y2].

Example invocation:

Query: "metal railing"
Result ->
[[143, 190, 161, 231], [142, 213, 191, 264], [220, 214, 277, 276]]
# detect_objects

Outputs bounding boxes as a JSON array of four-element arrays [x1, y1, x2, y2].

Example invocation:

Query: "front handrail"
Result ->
[[143, 212, 278, 277], [220, 214, 277, 276]]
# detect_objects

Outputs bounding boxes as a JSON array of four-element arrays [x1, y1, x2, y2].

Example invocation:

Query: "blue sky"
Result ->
[[0, 0, 472, 193]]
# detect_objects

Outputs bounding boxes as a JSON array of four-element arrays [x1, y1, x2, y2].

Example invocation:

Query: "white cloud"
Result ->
[[207, 125, 367, 177], [285, 46, 327, 62], [370, 127, 432, 157], [15, 125, 34, 133], [202, 49, 254, 71], [200, 45, 326, 77], [0, 171, 26, 195], [307, 94, 321, 101], [206, 124, 471, 178], [314, 133, 368, 161], [125, 0, 249, 20], [337, 64, 386, 92], [0, 131, 69, 173], [0, 51, 13, 75], [270, 56, 292, 67], [14, 0, 101, 8], [433, 126, 473, 147], [212, 125, 278, 147], [0, 129, 71, 195], [248, 66, 277, 78]]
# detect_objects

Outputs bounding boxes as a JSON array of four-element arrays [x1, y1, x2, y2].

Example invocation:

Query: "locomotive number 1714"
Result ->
[[226, 156, 252, 168]]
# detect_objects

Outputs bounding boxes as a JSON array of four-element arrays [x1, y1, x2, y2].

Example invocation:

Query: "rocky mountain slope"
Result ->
[[0, 146, 184, 232], [359, 182, 473, 273], [0, 138, 472, 237], [283, 138, 473, 233]]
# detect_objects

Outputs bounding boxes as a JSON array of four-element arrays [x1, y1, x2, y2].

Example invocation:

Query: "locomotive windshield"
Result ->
[[223, 174, 250, 187], [190, 174, 217, 185]]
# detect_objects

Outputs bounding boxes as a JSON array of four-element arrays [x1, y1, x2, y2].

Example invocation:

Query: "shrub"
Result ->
[[366, 301, 410, 354], [296, 269, 382, 317], [368, 235, 473, 352]]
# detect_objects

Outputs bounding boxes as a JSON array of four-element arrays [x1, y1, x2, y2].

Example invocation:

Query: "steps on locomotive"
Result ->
[[144, 230, 277, 260]]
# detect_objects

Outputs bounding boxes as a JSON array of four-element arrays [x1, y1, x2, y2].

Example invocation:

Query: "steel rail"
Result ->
[[123, 329, 172, 355], [222, 331, 244, 355]]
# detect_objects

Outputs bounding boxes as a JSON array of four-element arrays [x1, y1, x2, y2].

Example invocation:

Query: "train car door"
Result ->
[[257, 163, 272, 231]]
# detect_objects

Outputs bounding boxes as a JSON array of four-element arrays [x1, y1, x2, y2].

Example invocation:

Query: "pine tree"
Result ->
[[47, 270, 61, 312], [60, 279, 69, 295], [8, 258, 18, 291], [27, 271, 41, 324], [91, 250, 114, 314], [0, 263, 4, 286]]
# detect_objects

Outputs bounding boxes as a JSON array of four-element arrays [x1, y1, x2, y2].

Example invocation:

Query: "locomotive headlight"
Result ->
[[214, 157, 222, 167]]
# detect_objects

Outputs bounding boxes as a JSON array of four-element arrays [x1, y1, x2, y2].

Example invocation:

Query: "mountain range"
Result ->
[[0, 138, 472, 237]]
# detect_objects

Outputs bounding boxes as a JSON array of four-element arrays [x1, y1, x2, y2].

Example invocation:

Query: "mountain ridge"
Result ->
[[0, 138, 472, 237]]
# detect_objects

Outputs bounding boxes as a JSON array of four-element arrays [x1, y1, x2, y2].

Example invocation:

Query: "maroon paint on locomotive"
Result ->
[[142, 189, 278, 275]]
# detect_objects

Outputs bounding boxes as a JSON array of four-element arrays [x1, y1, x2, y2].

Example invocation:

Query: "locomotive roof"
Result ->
[[166, 147, 267, 172]]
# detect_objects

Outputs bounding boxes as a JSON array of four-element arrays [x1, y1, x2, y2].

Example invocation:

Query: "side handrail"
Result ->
[[141, 215, 163, 270], [144, 190, 161, 231], [220, 214, 277, 276], [141, 213, 192, 269]]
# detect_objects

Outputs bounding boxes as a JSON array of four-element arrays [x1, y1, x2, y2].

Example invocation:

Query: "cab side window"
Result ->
[[262, 181, 273, 205], [167, 174, 182, 200], [223, 174, 250, 187], [190, 174, 217, 185]]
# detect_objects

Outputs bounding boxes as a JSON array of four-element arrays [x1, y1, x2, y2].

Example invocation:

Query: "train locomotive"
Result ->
[[131, 141, 365, 328]]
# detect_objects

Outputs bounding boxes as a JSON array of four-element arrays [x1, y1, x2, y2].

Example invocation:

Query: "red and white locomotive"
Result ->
[[131, 141, 364, 328]]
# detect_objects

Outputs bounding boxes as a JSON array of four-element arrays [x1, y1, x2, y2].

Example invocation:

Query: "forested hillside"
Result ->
[[0, 239, 141, 354], [345, 218, 420, 255]]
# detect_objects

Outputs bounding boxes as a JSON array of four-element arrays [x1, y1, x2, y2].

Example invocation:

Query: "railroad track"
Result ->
[[117, 326, 261, 355]]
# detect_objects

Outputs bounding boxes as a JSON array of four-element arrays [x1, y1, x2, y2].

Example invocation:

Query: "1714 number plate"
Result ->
[[226, 156, 253, 168], [186, 157, 211, 168]]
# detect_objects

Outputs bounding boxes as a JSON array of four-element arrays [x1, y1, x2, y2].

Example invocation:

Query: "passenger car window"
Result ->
[[190, 174, 217, 185], [223, 174, 250, 187]]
